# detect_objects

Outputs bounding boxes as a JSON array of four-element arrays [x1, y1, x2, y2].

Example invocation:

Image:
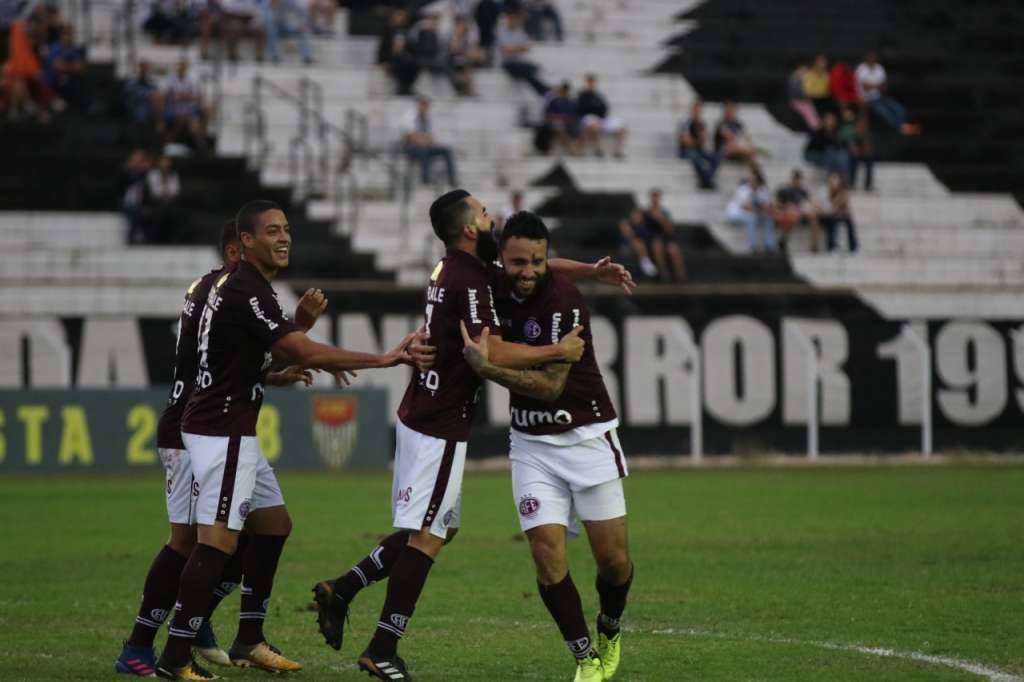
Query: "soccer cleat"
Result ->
[[228, 640, 303, 673], [357, 649, 416, 681], [154, 656, 220, 680], [115, 641, 157, 677], [596, 630, 622, 679], [312, 580, 350, 650], [192, 620, 231, 667], [574, 652, 605, 682]]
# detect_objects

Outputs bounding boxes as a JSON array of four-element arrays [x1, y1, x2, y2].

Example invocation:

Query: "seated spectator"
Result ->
[[473, 0, 500, 64], [802, 54, 834, 117], [838, 105, 874, 191], [143, 155, 183, 243], [804, 112, 849, 180], [142, 0, 197, 45], [121, 148, 152, 243], [619, 189, 685, 281], [376, 8, 418, 95], [788, 59, 819, 131], [410, 12, 446, 76], [2, 17, 61, 122], [123, 60, 162, 123], [714, 100, 757, 164], [543, 81, 581, 155], [43, 25, 86, 110], [676, 99, 719, 190], [578, 73, 627, 158], [829, 61, 860, 109], [725, 169, 777, 252], [447, 13, 483, 96], [261, 0, 313, 64], [400, 96, 458, 187], [819, 172, 858, 252], [496, 10, 549, 96], [773, 169, 821, 252], [524, 0, 563, 42], [204, 0, 265, 63], [856, 50, 919, 135], [162, 60, 210, 152], [308, 0, 335, 36]]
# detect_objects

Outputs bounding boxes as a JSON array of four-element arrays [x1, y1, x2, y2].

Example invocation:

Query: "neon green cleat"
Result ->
[[573, 652, 605, 681], [597, 631, 621, 679]]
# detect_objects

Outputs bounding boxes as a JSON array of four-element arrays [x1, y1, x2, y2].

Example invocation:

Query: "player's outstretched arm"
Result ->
[[272, 330, 414, 372], [461, 324, 570, 401], [549, 256, 636, 294], [487, 324, 585, 369]]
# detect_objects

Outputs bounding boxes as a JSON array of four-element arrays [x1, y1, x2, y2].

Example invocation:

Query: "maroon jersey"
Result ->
[[181, 259, 299, 437], [493, 270, 617, 436], [398, 248, 498, 441], [156, 267, 225, 449]]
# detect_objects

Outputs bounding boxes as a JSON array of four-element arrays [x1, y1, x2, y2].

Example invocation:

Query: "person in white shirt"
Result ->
[[725, 169, 777, 252], [855, 50, 915, 133], [162, 60, 209, 152], [400, 96, 458, 187]]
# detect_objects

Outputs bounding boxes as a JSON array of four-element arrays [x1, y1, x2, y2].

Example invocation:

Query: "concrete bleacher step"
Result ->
[[792, 254, 1024, 287], [0, 247, 218, 283], [0, 212, 125, 249]]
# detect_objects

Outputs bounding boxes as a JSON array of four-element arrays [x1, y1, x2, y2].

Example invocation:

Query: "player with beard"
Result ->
[[312, 190, 634, 681], [116, 220, 331, 677], [460, 211, 634, 682], [153, 201, 419, 680]]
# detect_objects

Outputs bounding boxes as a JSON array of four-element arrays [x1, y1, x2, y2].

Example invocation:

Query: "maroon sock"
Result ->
[[367, 545, 434, 657], [537, 572, 593, 659], [206, 533, 249, 619], [127, 545, 189, 648], [334, 531, 409, 602], [596, 564, 633, 636], [161, 544, 232, 666], [236, 534, 287, 645]]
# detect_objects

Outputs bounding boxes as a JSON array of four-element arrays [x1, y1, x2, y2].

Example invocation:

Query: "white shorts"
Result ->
[[510, 428, 628, 532], [159, 447, 198, 525], [392, 420, 466, 540], [181, 432, 286, 531], [582, 114, 625, 134]]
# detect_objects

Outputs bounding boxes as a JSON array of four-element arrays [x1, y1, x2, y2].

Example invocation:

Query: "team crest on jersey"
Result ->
[[311, 396, 358, 469], [523, 318, 542, 341], [518, 495, 541, 518]]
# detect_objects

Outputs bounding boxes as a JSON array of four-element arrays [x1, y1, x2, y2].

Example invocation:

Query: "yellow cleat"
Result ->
[[154, 657, 220, 680], [573, 652, 605, 681], [596, 631, 622, 679], [228, 641, 303, 673]]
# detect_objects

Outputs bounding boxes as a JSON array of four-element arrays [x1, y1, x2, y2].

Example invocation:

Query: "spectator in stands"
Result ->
[[496, 9, 549, 96], [203, 0, 265, 63], [123, 59, 162, 123], [43, 25, 86, 111], [121, 148, 152, 243], [619, 189, 685, 281], [497, 189, 525, 231], [802, 54, 833, 117], [142, 0, 197, 45], [162, 60, 210, 152], [261, 0, 313, 64], [400, 95, 458, 187], [309, 0, 335, 36], [714, 100, 757, 164], [543, 81, 581, 155], [473, 0, 500, 64], [524, 0, 563, 42], [773, 169, 821, 252], [677, 99, 719, 190], [578, 73, 627, 159], [410, 12, 446, 77], [838, 105, 874, 191], [829, 61, 860, 110], [377, 8, 418, 95], [725, 168, 776, 252], [2, 17, 61, 122], [856, 50, 919, 135], [788, 59, 819, 131], [804, 111, 849, 180], [819, 172, 858, 252], [144, 154, 183, 243], [447, 13, 483, 95]]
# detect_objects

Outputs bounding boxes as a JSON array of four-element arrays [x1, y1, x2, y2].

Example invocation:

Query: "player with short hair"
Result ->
[[461, 210, 635, 682], [116, 220, 327, 677], [153, 201, 418, 680]]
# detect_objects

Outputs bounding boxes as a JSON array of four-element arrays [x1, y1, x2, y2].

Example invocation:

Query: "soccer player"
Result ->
[[461, 211, 635, 682], [153, 200, 417, 680], [116, 220, 330, 677], [312, 189, 590, 681]]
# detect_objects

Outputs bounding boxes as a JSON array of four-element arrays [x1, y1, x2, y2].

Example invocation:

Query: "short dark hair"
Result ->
[[500, 210, 549, 249], [429, 189, 472, 245], [218, 219, 240, 254], [235, 200, 282, 239]]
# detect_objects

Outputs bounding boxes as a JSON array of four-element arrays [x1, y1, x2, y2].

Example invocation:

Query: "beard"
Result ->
[[476, 227, 499, 264]]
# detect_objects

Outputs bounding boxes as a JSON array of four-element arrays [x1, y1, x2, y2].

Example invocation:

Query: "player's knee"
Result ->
[[529, 539, 565, 576], [596, 549, 631, 582], [167, 525, 197, 556]]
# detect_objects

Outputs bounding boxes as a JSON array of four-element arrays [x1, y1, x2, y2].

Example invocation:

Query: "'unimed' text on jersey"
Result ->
[[398, 248, 498, 441], [181, 260, 299, 437], [494, 271, 617, 440]]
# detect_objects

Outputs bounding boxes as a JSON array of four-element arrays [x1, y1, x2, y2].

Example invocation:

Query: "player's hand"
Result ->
[[269, 365, 314, 386], [409, 325, 436, 372], [557, 325, 586, 363], [460, 321, 491, 374], [382, 332, 416, 367], [295, 288, 328, 331], [593, 256, 636, 295], [334, 369, 357, 386]]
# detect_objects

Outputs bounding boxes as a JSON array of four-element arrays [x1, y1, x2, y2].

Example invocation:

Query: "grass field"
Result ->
[[1, 464, 1023, 681]]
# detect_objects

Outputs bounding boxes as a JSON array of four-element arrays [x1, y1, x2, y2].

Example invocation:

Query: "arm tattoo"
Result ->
[[480, 362, 571, 402]]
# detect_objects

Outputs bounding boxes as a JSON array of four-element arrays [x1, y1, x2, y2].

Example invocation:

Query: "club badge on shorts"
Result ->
[[311, 395, 358, 469], [518, 495, 541, 518]]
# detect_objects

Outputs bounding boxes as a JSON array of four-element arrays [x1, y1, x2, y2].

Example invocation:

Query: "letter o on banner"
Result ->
[[702, 316, 776, 426]]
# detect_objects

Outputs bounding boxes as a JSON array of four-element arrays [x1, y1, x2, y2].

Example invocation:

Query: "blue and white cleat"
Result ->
[[116, 640, 158, 677]]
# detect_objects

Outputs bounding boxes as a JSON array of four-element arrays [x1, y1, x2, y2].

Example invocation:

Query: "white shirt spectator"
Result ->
[[496, 22, 530, 63], [400, 107, 431, 138], [164, 72, 199, 101], [725, 182, 770, 220], [146, 168, 180, 201], [855, 62, 886, 101]]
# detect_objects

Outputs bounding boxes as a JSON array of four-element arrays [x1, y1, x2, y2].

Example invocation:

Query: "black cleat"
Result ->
[[312, 580, 350, 651], [357, 649, 415, 681]]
